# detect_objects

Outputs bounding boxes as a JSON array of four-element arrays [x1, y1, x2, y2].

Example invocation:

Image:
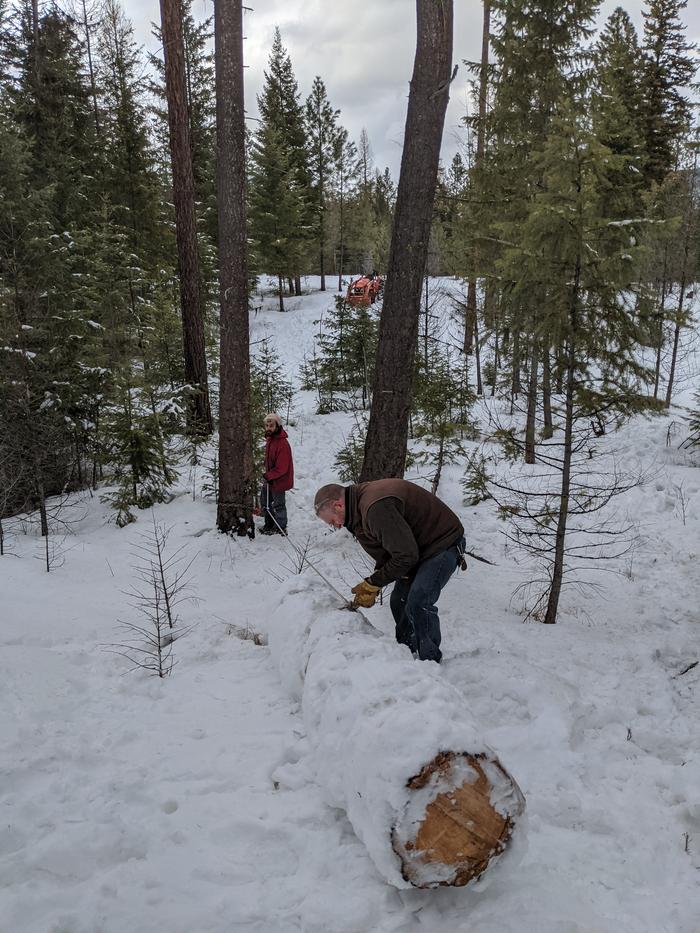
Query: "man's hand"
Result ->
[[351, 579, 380, 609]]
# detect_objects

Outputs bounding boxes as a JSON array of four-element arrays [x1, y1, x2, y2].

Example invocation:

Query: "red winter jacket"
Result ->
[[264, 428, 294, 492]]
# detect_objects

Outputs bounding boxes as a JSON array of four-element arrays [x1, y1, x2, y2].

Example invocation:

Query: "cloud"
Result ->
[[124, 0, 699, 179]]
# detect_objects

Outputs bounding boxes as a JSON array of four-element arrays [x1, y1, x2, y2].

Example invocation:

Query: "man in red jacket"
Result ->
[[260, 413, 294, 535]]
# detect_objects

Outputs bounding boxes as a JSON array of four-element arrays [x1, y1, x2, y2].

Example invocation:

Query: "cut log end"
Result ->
[[392, 750, 525, 888]]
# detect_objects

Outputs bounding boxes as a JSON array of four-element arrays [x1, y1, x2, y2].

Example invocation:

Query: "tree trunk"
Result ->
[[653, 249, 668, 400], [277, 273, 285, 312], [510, 328, 521, 412], [665, 278, 686, 409], [464, 279, 476, 355], [160, 0, 213, 436], [524, 340, 539, 464], [474, 313, 483, 396], [361, 0, 454, 481], [294, 274, 302, 296], [319, 162, 326, 291], [338, 187, 345, 292], [80, 0, 101, 137], [215, 0, 254, 536], [463, 0, 490, 357], [544, 262, 580, 625], [665, 153, 696, 409], [542, 348, 553, 439]]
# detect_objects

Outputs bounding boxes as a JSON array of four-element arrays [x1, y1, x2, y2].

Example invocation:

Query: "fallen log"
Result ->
[[267, 585, 525, 888]]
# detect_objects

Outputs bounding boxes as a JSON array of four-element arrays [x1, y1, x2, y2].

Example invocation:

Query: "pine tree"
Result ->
[[158, 0, 212, 436], [592, 8, 647, 216], [332, 127, 360, 291], [303, 297, 378, 413], [249, 121, 304, 312], [641, 0, 697, 186], [305, 76, 341, 291], [101, 376, 179, 526], [0, 3, 109, 520], [494, 102, 652, 624], [255, 27, 312, 293], [360, 0, 453, 480], [215, 0, 255, 536], [97, 0, 166, 266], [484, 0, 599, 461], [149, 0, 218, 266]]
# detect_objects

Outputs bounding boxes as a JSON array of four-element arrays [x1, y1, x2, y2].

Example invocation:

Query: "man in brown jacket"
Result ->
[[313, 479, 466, 663]]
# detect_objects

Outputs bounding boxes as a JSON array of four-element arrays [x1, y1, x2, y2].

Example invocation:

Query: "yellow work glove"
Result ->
[[351, 579, 380, 609]]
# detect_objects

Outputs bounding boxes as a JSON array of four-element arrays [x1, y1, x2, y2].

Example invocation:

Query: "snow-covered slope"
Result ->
[[2, 277, 699, 932]]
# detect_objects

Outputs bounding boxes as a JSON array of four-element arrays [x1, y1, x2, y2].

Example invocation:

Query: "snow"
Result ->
[[267, 587, 525, 888], [2, 277, 700, 933]]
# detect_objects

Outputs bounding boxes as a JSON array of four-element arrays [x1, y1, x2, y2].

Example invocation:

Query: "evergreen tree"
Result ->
[[0, 3, 110, 519], [332, 127, 360, 291], [641, 0, 696, 185], [249, 121, 304, 311], [493, 102, 653, 624], [101, 376, 179, 526], [149, 0, 217, 257], [97, 0, 167, 266], [592, 8, 647, 215], [483, 0, 599, 459], [255, 27, 312, 292], [301, 297, 378, 412], [305, 76, 341, 291]]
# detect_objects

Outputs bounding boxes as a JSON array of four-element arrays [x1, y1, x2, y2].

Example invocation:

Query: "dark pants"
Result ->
[[389, 537, 465, 663], [261, 482, 287, 532]]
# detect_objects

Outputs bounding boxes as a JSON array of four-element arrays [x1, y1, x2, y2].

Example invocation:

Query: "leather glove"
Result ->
[[351, 579, 380, 609]]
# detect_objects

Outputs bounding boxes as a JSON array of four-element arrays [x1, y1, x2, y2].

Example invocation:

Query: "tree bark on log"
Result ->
[[267, 589, 526, 888], [360, 0, 454, 481]]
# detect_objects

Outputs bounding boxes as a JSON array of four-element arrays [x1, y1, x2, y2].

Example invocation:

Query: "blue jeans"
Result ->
[[261, 482, 287, 531], [389, 537, 465, 663]]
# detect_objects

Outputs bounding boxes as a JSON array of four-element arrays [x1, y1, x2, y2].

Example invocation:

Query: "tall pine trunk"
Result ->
[[524, 340, 539, 464], [665, 286, 685, 408], [474, 314, 483, 396], [360, 0, 453, 480], [542, 347, 553, 439], [337, 183, 345, 292], [319, 160, 326, 291], [277, 274, 285, 312], [665, 153, 697, 409], [80, 0, 101, 137], [215, 0, 254, 536], [160, 0, 213, 436], [463, 0, 490, 357], [653, 249, 668, 400]]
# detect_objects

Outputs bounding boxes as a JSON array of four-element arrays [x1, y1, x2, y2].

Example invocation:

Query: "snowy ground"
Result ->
[[2, 277, 700, 933]]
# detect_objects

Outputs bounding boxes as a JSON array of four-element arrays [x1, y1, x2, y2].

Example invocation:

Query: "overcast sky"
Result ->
[[125, 0, 700, 178]]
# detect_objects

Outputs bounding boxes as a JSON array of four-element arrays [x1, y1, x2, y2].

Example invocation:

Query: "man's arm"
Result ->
[[364, 498, 419, 587]]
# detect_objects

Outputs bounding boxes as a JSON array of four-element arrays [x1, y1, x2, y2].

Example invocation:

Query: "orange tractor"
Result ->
[[346, 273, 383, 307]]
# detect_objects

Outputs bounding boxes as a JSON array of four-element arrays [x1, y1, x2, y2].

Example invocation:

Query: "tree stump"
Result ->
[[392, 751, 525, 888]]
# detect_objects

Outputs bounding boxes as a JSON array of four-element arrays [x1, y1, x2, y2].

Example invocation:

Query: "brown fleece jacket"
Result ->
[[344, 479, 464, 587]]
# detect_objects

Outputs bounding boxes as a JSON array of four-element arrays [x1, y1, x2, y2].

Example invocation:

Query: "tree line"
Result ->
[[0, 0, 395, 527]]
